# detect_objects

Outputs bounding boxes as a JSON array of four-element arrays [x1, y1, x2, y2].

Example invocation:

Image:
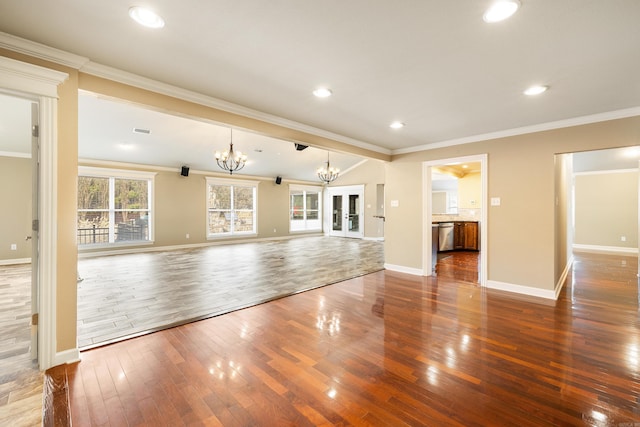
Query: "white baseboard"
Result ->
[[54, 347, 80, 367], [0, 257, 31, 266], [486, 280, 557, 300], [384, 263, 424, 276], [79, 233, 324, 258], [554, 255, 574, 299], [573, 244, 638, 255], [364, 237, 384, 242]]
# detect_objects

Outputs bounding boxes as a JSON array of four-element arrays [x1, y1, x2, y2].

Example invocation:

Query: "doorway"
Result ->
[[423, 154, 488, 286], [327, 185, 365, 238], [0, 91, 39, 410]]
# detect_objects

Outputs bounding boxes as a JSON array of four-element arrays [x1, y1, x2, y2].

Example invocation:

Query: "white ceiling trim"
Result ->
[[393, 106, 640, 156], [81, 62, 391, 156], [0, 55, 69, 98], [0, 31, 88, 69], [574, 168, 638, 176]]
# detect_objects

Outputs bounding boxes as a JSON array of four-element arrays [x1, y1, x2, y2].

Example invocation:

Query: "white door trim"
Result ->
[[423, 154, 488, 287], [0, 55, 69, 370]]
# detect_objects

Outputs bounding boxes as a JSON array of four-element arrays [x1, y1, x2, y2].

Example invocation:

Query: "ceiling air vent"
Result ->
[[133, 128, 151, 134]]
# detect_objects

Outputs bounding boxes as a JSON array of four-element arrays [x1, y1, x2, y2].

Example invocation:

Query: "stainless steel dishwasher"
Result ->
[[438, 222, 454, 251]]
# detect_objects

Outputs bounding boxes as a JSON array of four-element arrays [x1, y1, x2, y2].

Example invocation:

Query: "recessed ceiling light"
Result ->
[[483, 0, 520, 23], [523, 85, 548, 96], [313, 88, 332, 98], [129, 6, 165, 29], [389, 121, 405, 129]]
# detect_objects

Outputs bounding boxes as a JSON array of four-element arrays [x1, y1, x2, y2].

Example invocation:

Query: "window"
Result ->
[[77, 167, 155, 246], [290, 185, 322, 232], [207, 178, 258, 237]]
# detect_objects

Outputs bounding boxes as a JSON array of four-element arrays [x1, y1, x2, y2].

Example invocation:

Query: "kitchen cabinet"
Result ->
[[453, 221, 479, 251], [463, 222, 479, 250]]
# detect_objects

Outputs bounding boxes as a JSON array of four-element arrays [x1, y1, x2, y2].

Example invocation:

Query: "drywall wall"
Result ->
[[0, 156, 32, 261], [386, 115, 640, 292], [574, 170, 638, 249]]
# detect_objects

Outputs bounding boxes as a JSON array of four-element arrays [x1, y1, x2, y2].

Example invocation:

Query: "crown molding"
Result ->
[[0, 31, 389, 156], [81, 62, 391, 156], [393, 106, 640, 155], [0, 32, 89, 69]]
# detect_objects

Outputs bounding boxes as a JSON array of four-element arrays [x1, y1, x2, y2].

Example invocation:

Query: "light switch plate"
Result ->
[[491, 197, 501, 206], [390, 200, 399, 207]]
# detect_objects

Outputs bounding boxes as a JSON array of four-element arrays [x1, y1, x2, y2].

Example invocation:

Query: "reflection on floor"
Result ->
[[47, 252, 640, 426], [77, 236, 384, 349], [0, 264, 42, 427], [436, 250, 479, 283]]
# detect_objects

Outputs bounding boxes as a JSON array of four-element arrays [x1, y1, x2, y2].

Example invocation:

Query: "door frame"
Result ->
[[423, 154, 488, 286], [0, 56, 68, 370], [325, 185, 365, 238]]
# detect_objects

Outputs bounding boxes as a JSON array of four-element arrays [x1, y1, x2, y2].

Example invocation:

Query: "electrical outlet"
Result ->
[[185, 233, 190, 239], [621, 236, 626, 242], [273, 228, 277, 233], [10, 244, 17, 250]]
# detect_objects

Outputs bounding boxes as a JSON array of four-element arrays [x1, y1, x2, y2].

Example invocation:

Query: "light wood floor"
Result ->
[[1, 236, 383, 426], [0, 264, 42, 427], [46, 252, 640, 426], [77, 236, 384, 348]]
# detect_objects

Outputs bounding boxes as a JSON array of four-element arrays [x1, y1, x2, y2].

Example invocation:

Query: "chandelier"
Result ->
[[317, 152, 340, 184], [215, 129, 247, 175]]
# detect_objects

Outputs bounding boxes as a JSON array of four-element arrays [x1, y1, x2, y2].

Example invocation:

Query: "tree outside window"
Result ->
[[207, 178, 258, 237], [77, 168, 154, 245]]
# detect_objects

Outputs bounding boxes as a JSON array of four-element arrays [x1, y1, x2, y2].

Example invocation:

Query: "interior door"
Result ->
[[332, 195, 343, 233], [30, 102, 39, 360], [329, 186, 364, 238]]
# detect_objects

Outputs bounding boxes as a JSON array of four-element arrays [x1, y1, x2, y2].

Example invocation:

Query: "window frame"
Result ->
[[77, 166, 156, 247], [289, 184, 323, 233], [206, 177, 259, 239]]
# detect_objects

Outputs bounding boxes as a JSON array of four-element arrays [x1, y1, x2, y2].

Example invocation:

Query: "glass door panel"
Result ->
[[348, 194, 359, 232], [332, 195, 343, 232]]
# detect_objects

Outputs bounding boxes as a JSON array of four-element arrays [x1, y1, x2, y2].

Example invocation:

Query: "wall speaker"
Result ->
[[275, 176, 282, 185], [180, 166, 190, 177]]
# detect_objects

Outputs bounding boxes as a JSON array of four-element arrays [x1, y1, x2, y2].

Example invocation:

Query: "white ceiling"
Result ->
[[0, 1, 639, 177]]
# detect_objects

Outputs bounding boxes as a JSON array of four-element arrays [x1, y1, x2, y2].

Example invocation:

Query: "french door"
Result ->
[[327, 185, 364, 238]]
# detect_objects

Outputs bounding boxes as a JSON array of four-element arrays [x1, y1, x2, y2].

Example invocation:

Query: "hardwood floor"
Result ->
[[46, 252, 640, 426], [77, 236, 384, 348], [0, 263, 42, 427], [436, 250, 479, 283]]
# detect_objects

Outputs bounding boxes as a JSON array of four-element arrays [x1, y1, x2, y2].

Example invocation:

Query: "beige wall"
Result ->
[[386, 116, 640, 290], [78, 164, 318, 254], [574, 171, 638, 248], [458, 171, 481, 210], [328, 159, 386, 239], [0, 156, 32, 260]]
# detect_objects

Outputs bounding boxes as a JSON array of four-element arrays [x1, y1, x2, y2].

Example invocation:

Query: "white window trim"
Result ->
[[289, 184, 323, 233], [78, 166, 156, 247], [206, 177, 260, 239]]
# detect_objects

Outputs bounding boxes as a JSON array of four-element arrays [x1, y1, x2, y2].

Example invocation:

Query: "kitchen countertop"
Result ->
[[432, 220, 479, 224]]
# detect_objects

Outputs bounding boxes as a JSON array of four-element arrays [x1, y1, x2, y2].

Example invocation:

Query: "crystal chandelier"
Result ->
[[317, 152, 339, 184], [215, 129, 247, 175]]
